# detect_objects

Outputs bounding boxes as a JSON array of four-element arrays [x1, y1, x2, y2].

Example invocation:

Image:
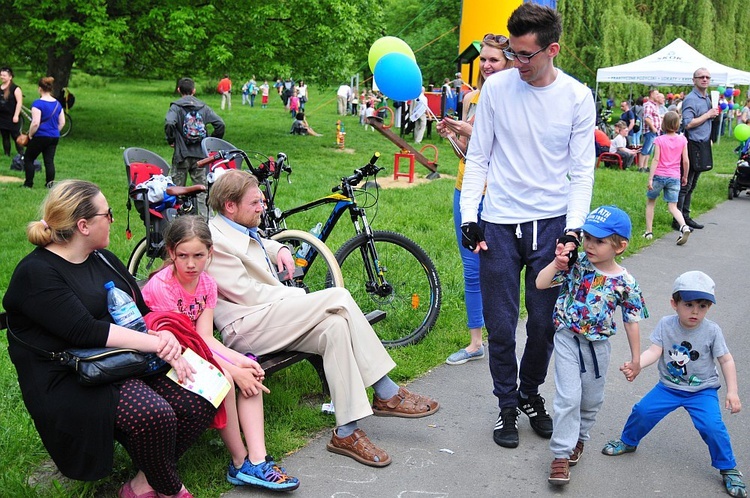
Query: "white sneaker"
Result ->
[[676, 225, 692, 245]]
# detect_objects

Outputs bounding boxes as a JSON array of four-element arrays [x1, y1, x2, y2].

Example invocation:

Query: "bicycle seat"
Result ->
[[166, 184, 207, 196]]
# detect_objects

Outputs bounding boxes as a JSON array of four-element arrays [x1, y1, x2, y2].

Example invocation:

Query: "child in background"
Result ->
[[603, 271, 745, 498], [363, 103, 375, 131], [536, 205, 647, 486], [289, 90, 300, 118], [260, 81, 270, 109], [644, 110, 692, 245], [141, 216, 299, 492], [609, 120, 638, 168]]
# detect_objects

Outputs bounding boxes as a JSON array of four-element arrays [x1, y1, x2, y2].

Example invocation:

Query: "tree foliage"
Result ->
[[0, 0, 385, 93], [556, 0, 750, 97], [381, 0, 460, 88], [4, 0, 750, 101]]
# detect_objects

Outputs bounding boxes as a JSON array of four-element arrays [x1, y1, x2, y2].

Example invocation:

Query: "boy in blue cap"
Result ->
[[603, 271, 746, 498], [536, 205, 648, 485]]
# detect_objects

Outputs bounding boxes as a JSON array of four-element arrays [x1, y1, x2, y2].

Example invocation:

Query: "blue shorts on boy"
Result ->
[[618, 315, 737, 470], [647, 176, 681, 203], [549, 253, 648, 459]]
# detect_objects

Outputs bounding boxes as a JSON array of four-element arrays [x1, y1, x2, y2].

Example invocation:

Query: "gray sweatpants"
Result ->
[[550, 328, 611, 459]]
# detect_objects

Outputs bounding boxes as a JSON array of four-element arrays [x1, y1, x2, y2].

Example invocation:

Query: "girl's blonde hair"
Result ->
[[27, 180, 101, 247]]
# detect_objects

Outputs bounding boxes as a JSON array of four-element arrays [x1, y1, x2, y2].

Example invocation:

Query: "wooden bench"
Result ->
[[0, 309, 386, 396]]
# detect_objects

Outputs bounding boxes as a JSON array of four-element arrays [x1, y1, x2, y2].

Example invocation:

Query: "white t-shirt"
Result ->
[[461, 68, 596, 227], [610, 134, 627, 153]]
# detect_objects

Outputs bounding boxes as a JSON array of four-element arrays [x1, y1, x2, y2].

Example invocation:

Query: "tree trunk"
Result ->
[[46, 42, 77, 100]]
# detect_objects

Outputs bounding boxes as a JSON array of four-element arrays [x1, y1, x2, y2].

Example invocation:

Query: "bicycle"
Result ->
[[201, 145, 442, 347], [19, 104, 72, 138]]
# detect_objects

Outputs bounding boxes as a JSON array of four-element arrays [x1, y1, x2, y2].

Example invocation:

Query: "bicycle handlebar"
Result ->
[[332, 152, 382, 193]]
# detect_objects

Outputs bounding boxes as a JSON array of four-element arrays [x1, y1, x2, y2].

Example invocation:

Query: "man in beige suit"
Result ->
[[206, 170, 439, 468]]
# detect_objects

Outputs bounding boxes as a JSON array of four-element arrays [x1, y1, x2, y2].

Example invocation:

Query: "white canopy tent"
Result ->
[[596, 38, 750, 88]]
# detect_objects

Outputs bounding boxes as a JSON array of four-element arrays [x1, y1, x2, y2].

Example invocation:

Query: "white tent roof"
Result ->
[[596, 38, 750, 86]]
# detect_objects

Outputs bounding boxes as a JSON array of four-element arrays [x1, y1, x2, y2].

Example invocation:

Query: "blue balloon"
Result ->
[[725, 88, 734, 98], [373, 53, 422, 102], [720, 102, 728, 110]]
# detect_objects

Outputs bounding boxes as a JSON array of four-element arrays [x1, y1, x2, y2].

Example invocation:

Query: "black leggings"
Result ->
[[0, 126, 23, 156], [23, 136, 58, 187], [114, 376, 216, 495]]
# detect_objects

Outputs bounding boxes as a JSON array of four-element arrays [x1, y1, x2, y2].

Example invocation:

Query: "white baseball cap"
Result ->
[[672, 271, 716, 303]]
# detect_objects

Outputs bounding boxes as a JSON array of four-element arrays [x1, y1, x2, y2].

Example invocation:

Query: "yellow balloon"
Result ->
[[368, 36, 416, 72]]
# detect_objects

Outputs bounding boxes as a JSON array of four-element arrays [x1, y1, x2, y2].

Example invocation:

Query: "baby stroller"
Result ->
[[729, 139, 750, 199]]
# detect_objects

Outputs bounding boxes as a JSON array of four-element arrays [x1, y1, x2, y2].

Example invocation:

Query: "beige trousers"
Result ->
[[221, 287, 396, 426]]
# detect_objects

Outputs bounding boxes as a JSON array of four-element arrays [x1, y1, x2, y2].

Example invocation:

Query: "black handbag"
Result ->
[[6, 251, 167, 386], [57, 348, 164, 386], [8, 324, 165, 386]]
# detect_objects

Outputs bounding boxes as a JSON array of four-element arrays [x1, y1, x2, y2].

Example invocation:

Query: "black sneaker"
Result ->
[[493, 407, 519, 448], [518, 393, 553, 439]]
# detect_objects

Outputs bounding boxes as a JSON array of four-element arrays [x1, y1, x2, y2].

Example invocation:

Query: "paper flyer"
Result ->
[[167, 348, 231, 408], [711, 90, 719, 110]]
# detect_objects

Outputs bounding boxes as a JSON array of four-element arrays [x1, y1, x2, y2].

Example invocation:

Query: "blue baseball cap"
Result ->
[[581, 205, 632, 240], [672, 271, 716, 303]]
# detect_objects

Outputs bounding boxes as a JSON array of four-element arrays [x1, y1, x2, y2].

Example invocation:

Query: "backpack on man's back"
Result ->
[[182, 108, 207, 144]]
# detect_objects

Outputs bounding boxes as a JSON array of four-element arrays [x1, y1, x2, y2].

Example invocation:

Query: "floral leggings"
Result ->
[[114, 376, 216, 495]]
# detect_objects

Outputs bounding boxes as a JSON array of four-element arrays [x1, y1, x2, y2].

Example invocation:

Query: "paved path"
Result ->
[[223, 198, 750, 498]]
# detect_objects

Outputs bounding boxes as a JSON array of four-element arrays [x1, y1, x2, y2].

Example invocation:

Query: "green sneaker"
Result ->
[[721, 469, 747, 498], [601, 439, 637, 456]]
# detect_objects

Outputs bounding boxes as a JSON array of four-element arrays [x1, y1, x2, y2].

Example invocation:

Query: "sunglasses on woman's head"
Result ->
[[483, 33, 509, 46]]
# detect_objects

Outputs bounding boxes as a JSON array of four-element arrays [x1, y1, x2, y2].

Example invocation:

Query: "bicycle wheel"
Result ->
[[60, 112, 72, 137], [127, 237, 164, 282], [270, 229, 344, 292], [335, 230, 441, 347]]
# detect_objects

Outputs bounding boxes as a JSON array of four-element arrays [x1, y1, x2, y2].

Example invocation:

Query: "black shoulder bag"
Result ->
[[7, 252, 167, 386]]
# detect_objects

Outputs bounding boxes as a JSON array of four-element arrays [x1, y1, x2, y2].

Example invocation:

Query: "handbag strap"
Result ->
[[39, 102, 60, 125], [7, 251, 134, 364], [6, 317, 69, 364], [94, 250, 139, 301]]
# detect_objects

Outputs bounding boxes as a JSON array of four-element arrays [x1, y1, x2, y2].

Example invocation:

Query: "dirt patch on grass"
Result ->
[[374, 173, 454, 189], [0, 175, 22, 183]]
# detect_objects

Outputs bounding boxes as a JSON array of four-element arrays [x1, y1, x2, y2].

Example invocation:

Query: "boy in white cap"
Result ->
[[604, 271, 746, 498], [537, 205, 648, 485]]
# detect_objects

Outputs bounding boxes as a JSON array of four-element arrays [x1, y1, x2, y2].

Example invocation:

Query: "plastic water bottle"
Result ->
[[295, 222, 323, 259], [105, 281, 165, 372], [105, 281, 147, 333]]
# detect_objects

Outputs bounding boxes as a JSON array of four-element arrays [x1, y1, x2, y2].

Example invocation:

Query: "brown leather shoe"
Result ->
[[548, 458, 570, 485], [568, 440, 584, 466], [372, 387, 439, 418], [326, 429, 392, 467]]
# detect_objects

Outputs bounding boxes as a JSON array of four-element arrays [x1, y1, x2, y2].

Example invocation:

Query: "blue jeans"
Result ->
[[621, 383, 736, 470], [641, 132, 658, 155], [479, 216, 564, 408], [453, 189, 484, 329]]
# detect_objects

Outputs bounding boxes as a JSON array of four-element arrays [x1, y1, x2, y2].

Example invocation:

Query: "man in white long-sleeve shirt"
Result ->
[[459, 3, 596, 451]]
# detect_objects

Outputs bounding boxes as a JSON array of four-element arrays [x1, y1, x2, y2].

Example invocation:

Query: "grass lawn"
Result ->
[[0, 75, 740, 497]]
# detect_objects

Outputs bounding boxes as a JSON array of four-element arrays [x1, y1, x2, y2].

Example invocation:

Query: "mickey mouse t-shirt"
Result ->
[[651, 314, 729, 392], [141, 265, 217, 325]]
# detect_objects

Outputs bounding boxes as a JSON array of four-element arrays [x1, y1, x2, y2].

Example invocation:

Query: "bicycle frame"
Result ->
[[259, 154, 389, 296]]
